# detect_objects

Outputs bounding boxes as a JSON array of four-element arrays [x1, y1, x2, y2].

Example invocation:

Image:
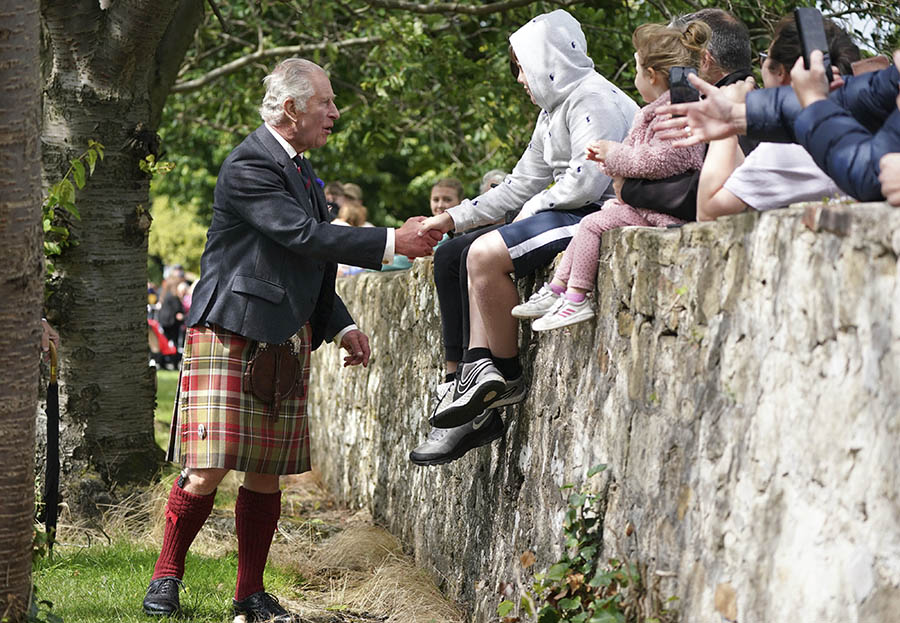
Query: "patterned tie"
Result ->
[[291, 154, 312, 192]]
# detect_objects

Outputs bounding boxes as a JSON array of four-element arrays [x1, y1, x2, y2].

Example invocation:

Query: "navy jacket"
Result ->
[[187, 125, 387, 347], [746, 64, 900, 201]]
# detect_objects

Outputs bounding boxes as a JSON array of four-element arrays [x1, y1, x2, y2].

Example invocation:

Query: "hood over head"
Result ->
[[509, 10, 595, 111]]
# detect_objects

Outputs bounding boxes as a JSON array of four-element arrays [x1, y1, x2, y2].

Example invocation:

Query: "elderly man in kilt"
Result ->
[[141, 58, 441, 622]]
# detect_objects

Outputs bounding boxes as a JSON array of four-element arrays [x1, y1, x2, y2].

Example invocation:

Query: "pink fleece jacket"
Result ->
[[602, 91, 706, 179]]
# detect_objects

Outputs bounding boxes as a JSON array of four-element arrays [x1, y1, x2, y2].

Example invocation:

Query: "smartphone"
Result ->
[[669, 66, 699, 105], [794, 7, 833, 83]]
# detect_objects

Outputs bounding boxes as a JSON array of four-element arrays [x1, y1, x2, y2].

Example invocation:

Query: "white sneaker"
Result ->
[[429, 379, 456, 422], [431, 358, 505, 428], [511, 284, 561, 319], [532, 296, 595, 331]]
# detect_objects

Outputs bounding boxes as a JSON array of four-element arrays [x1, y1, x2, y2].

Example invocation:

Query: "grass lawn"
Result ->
[[33, 541, 303, 622]]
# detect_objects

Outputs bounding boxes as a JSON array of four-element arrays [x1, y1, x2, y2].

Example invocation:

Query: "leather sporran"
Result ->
[[242, 340, 303, 417]]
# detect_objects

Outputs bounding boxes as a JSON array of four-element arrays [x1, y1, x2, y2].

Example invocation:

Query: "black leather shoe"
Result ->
[[233, 591, 302, 622], [410, 409, 503, 466], [142, 576, 182, 616]]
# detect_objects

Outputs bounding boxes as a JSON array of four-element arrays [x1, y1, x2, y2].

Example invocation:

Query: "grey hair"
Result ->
[[480, 168, 508, 193], [259, 58, 320, 126]]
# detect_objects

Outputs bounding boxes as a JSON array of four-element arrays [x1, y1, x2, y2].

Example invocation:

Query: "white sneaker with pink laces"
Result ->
[[531, 295, 594, 331]]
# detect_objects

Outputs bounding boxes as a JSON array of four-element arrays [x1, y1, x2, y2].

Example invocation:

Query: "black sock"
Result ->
[[463, 347, 492, 363], [444, 371, 456, 383], [493, 355, 522, 380]]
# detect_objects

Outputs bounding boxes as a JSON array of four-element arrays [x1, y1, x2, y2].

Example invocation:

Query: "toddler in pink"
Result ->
[[512, 20, 710, 330]]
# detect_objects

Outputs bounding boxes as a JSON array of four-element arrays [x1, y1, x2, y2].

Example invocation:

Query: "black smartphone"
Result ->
[[669, 66, 699, 105], [794, 7, 833, 83]]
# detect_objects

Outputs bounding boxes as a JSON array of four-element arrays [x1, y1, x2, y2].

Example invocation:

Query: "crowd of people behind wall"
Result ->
[[147, 264, 194, 369], [136, 8, 899, 622]]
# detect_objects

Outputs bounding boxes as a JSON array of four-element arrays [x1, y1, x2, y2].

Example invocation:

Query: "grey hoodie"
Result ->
[[446, 9, 639, 232]]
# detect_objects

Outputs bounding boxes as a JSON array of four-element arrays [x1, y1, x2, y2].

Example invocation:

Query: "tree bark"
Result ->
[[0, 2, 44, 619], [39, 0, 203, 514]]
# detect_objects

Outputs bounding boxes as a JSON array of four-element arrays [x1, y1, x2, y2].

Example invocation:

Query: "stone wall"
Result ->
[[308, 203, 900, 623]]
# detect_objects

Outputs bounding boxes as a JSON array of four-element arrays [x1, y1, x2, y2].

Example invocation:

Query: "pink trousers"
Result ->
[[555, 198, 685, 291]]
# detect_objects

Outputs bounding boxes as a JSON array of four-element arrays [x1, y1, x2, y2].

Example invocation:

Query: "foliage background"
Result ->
[[149, 0, 899, 274]]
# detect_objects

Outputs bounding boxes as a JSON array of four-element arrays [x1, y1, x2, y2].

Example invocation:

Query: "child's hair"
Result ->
[[632, 21, 711, 84], [342, 182, 363, 202], [324, 181, 345, 198], [769, 15, 860, 77], [337, 202, 367, 227], [433, 177, 464, 200]]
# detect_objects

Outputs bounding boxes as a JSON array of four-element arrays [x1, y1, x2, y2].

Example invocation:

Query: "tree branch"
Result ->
[[363, 0, 555, 16], [171, 35, 383, 93]]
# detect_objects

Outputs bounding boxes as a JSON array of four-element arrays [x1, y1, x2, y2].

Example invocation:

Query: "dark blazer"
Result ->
[[187, 125, 388, 347]]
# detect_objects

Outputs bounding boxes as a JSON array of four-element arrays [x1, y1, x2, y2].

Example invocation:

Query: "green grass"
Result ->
[[154, 369, 179, 451], [33, 542, 304, 622]]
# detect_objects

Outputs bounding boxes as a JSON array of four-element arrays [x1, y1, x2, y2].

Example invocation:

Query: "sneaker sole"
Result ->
[[409, 425, 504, 466], [431, 378, 506, 428], [532, 310, 595, 331], [511, 301, 559, 319]]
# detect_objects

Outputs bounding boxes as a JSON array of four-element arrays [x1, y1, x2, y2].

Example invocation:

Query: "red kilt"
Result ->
[[167, 324, 312, 475]]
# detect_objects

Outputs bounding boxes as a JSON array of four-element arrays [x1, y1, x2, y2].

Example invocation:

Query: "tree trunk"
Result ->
[[0, 2, 44, 620], [39, 0, 203, 515]]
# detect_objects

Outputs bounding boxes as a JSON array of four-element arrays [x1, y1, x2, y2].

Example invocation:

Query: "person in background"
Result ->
[[513, 19, 710, 331], [430, 178, 464, 216], [695, 15, 859, 221], [333, 183, 371, 227], [324, 181, 345, 219], [412, 9, 638, 459], [141, 57, 440, 623], [383, 178, 467, 273], [619, 8, 756, 222], [156, 276, 186, 367], [479, 169, 507, 194]]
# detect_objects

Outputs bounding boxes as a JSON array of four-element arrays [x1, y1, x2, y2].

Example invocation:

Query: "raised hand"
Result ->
[[790, 50, 842, 108], [396, 216, 442, 258], [655, 72, 748, 147]]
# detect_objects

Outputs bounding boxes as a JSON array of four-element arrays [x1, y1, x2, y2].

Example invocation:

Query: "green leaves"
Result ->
[[42, 142, 104, 273]]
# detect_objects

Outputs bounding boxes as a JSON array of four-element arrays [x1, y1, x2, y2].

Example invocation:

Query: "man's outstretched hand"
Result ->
[[655, 72, 749, 146], [395, 216, 442, 258]]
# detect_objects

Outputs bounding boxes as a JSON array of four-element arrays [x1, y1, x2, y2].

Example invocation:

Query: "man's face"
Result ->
[[291, 70, 339, 152], [430, 185, 461, 216]]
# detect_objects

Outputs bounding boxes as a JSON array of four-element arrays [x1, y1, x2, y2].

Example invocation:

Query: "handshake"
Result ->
[[394, 213, 455, 258]]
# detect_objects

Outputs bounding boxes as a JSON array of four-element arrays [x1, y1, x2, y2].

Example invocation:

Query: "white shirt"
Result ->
[[724, 142, 846, 212]]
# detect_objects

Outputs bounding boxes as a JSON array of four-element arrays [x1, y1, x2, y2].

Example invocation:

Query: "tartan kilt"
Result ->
[[166, 323, 312, 475]]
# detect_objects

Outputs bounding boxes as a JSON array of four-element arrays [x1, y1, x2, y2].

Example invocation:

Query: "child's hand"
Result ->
[[586, 139, 616, 163]]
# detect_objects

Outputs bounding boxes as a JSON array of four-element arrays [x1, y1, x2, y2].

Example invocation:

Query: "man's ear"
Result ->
[[283, 98, 298, 122]]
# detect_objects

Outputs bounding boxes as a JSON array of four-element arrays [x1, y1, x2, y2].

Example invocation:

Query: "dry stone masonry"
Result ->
[[308, 202, 900, 622]]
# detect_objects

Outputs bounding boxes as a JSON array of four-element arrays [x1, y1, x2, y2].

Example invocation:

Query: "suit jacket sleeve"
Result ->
[[220, 149, 387, 267]]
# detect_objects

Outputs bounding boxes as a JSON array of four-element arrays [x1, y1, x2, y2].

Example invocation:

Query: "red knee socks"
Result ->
[[234, 486, 282, 601], [151, 480, 216, 580]]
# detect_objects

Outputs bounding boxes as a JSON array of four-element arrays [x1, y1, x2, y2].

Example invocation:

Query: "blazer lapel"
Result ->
[[252, 125, 320, 221]]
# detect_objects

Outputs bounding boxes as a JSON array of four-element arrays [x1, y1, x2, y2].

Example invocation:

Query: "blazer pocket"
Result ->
[[231, 275, 286, 304]]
